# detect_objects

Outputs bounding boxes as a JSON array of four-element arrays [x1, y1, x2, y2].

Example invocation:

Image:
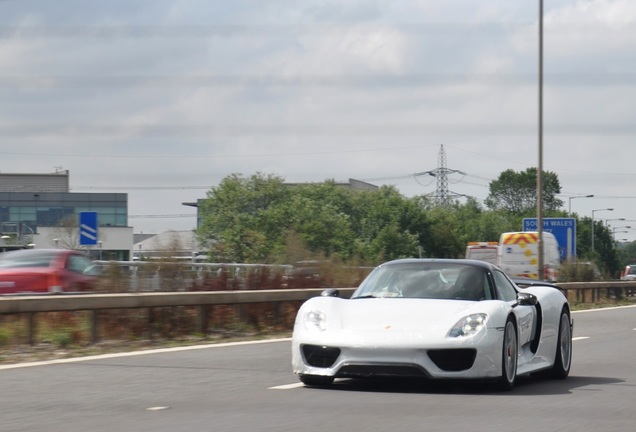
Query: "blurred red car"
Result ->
[[0, 249, 100, 294]]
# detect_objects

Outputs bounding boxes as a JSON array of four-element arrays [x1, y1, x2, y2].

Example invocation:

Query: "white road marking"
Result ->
[[146, 406, 170, 411], [573, 304, 636, 313], [269, 382, 305, 390], [572, 337, 589, 341], [0, 338, 292, 371]]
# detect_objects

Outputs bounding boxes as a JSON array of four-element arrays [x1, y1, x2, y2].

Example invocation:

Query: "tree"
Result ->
[[576, 216, 621, 277], [48, 214, 80, 249], [196, 173, 290, 262], [350, 187, 431, 261], [196, 174, 436, 264], [485, 168, 563, 214]]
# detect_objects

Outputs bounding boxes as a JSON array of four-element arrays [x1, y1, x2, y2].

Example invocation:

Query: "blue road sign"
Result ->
[[522, 217, 577, 259], [79, 211, 98, 246]]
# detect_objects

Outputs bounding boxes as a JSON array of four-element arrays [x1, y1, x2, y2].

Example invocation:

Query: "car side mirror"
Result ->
[[321, 288, 340, 297], [516, 291, 538, 306]]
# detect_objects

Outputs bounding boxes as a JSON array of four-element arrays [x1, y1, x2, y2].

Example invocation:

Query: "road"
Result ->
[[1, 306, 635, 432]]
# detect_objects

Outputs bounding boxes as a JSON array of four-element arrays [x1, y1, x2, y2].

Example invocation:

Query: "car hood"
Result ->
[[297, 296, 497, 336], [337, 298, 481, 332]]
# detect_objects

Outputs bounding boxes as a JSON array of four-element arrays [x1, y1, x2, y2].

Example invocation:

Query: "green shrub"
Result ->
[[559, 261, 601, 282], [0, 328, 10, 347]]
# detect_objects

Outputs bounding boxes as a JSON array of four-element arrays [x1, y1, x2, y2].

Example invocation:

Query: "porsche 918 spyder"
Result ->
[[292, 259, 572, 390]]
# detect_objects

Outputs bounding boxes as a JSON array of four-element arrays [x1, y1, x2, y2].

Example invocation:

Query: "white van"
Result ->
[[497, 231, 561, 282], [465, 242, 499, 265]]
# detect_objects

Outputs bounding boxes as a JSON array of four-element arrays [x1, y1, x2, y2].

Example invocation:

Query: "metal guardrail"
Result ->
[[0, 288, 357, 345], [556, 281, 636, 303], [1, 281, 635, 346]]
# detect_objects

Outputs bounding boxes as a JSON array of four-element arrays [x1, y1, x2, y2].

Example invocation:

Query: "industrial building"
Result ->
[[0, 171, 133, 260]]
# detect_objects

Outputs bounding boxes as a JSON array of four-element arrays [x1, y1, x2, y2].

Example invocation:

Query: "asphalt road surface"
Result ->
[[1, 305, 635, 432]]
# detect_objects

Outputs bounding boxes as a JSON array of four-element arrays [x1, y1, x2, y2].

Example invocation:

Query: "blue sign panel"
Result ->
[[522, 217, 576, 259], [79, 211, 99, 246]]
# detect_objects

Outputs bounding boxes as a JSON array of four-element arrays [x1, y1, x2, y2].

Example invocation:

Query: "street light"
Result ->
[[606, 218, 626, 227], [612, 226, 631, 236], [591, 208, 614, 251], [568, 194, 594, 215], [537, 0, 544, 280]]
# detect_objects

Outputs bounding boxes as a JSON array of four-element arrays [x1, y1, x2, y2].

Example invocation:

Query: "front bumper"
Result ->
[[292, 329, 503, 380]]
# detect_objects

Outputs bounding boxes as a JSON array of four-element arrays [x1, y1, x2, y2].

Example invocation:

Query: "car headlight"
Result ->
[[304, 310, 327, 331], [448, 313, 488, 338]]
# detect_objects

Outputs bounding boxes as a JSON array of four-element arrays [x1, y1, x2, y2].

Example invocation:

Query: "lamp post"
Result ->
[[537, 0, 544, 280], [591, 208, 614, 252], [568, 194, 594, 215]]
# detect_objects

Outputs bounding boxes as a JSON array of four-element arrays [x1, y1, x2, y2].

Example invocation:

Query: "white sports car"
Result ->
[[292, 259, 572, 390]]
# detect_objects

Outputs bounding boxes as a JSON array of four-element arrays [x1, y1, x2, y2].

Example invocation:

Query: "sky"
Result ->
[[1, 0, 635, 239]]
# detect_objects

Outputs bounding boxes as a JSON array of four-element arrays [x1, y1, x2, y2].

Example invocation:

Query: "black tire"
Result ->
[[550, 308, 572, 379], [497, 317, 518, 391], [299, 374, 335, 386]]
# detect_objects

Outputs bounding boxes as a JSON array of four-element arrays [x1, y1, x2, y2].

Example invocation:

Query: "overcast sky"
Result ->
[[1, 0, 635, 240]]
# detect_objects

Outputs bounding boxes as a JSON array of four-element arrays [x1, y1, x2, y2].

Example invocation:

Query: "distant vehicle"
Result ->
[[498, 231, 561, 282], [292, 259, 572, 390], [0, 249, 100, 294], [621, 264, 636, 281], [282, 262, 329, 288], [465, 242, 499, 265]]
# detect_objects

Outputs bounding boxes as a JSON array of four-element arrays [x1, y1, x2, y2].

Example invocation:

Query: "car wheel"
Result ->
[[299, 374, 334, 386], [550, 308, 572, 379], [498, 317, 518, 390]]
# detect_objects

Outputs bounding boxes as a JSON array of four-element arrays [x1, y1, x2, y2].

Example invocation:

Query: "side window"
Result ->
[[67, 255, 93, 274], [492, 270, 518, 302]]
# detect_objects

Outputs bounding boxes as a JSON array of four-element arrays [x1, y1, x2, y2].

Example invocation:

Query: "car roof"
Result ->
[[380, 258, 497, 271]]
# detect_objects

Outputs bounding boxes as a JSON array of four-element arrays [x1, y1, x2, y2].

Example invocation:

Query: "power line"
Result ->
[[129, 214, 196, 219], [72, 186, 210, 190]]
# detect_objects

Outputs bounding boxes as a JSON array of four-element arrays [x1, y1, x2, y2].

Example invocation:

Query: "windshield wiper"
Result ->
[[351, 294, 379, 299]]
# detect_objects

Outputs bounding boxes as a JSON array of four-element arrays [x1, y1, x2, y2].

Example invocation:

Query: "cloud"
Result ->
[[0, 0, 634, 233]]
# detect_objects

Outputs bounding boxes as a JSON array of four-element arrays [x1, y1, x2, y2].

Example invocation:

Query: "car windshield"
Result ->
[[352, 262, 490, 301], [0, 251, 57, 268]]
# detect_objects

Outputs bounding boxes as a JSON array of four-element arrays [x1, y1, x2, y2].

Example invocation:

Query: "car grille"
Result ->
[[301, 344, 341, 368], [427, 349, 477, 372], [337, 363, 429, 378]]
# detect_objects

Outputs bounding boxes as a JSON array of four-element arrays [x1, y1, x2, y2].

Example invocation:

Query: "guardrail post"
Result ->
[[198, 305, 208, 335], [91, 310, 99, 343], [28, 313, 36, 346], [147, 308, 154, 340]]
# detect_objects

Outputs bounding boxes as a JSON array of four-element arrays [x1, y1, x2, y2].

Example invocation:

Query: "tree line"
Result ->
[[195, 169, 626, 278]]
